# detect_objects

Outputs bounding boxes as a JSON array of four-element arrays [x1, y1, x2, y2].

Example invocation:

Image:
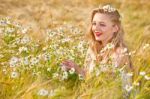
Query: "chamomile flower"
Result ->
[[79, 74, 84, 80], [9, 56, 19, 67], [69, 68, 75, 74], [126, 72, 133, 77], [52, 73, 59, 78], [125, 85, 133, 92], [38, 89, 49, 96], [47, 67, 51, 72], [5, 27, 15, 33], [30, 57, 40, 65], [139, 71, 146, 76], [21, 57, 29, 65], [19, 46, 28, 53], [62, 71, 68, 80], [143, 43, 150, 50], [144, 75, 150, 80], [11, 71, 19, 78], [20, 35, 30, 44], [133, 82, 140, 86]]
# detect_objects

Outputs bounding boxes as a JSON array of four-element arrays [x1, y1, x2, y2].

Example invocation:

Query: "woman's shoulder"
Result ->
[[112, 46, 132, 69], [115, 46, 128, 55]]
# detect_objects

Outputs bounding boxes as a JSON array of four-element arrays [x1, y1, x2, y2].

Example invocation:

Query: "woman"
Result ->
[[62, 4, 134, 98]]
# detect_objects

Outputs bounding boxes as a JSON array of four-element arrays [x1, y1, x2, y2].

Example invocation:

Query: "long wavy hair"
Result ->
[[85, 5, 132, 68]]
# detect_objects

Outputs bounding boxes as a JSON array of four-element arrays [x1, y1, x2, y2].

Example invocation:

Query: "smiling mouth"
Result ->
[[95, 32, 103, 36]]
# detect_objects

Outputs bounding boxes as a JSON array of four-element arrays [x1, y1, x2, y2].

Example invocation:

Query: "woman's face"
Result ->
[[92, 13, 118, 42]]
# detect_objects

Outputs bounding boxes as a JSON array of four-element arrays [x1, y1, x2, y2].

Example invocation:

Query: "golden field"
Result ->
[[0, 0, 150, 99]]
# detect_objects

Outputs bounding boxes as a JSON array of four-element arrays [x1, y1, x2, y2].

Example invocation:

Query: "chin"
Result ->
[[95, 37, 103, 41]]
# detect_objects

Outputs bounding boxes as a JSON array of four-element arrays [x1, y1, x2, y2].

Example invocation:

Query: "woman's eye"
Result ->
[[92, 22, 96, 25], [100, 24, 106, 26]]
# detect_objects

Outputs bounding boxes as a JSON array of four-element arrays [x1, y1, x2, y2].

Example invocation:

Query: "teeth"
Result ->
[[95, 31, 102, 33]]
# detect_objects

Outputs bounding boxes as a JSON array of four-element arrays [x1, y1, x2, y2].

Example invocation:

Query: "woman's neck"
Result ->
[[101, 39, 110, 47]]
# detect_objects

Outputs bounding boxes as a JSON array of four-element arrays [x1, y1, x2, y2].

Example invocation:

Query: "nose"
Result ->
[[95, 24, 101, 31]]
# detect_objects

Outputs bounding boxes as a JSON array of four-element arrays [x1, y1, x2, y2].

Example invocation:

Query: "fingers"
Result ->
[[61, 60, 76, 69], [62, 60, 73, 66]]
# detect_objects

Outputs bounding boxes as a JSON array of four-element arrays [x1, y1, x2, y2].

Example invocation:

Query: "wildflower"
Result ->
[[139, 71, 146, 76], [69, 68, 75, 74], [15, 38, 21, 44], [5, 17, 11, 24], [62, 71, 68, 80], [100, 43, 114, 53], [11, 71, 19, 78], [30, 57, 39, 65], [102, 5, 116, 12], [42, 53, 51, 61], [42, 46, 48, 51], [5, 27, 15, 33], [46, 29, 56, 38], [60, 64, 67, 71], [126, 72, 133, 77], [95, 69, 100, 76], [0, 19, 7, 26], [121, 48, 128, 54], [38, 89, 49, 96], [21, 57, 29, 65], [125, 85, 133, 92], [144, 75, 150, 80], [62, 37, 71, 43], [78, 41, 84, 49], [19, 46, 28, 53], [133, 82, 140, 86], [107, 43, 114, 49], [52, 73, 59, 78], [143, 43, 150, 50], [2, 68, 7, 74], [21, 27, 28, 34], [79, 74, 84, 80], [9, 57, 19, 67], [13, 22, 21, 28], [47, 67, 51, 72], [20, 35, 30, 44]]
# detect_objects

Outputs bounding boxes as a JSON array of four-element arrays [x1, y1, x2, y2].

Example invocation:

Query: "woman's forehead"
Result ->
[[92, 13, 113, 23]]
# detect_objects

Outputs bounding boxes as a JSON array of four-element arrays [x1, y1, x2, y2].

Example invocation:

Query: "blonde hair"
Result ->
[[85, 5, 131, 65]]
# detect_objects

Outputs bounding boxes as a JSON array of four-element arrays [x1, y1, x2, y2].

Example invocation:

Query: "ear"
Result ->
[[112, 25, 119, 33]]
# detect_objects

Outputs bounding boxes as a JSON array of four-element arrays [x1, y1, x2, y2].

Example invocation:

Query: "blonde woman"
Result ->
[[62, 4, 134, 98]]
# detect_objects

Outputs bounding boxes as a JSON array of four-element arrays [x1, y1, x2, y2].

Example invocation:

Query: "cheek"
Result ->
[[103, 29, 114, 37], [91, 26, 95, 32], [102, 27, 110, 32]]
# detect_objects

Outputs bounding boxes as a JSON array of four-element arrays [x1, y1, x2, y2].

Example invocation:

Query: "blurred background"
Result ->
[[0, 0, 150, 46]]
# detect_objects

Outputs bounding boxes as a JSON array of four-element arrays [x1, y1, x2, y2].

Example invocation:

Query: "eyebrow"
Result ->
[[92, 21, 105, 24]]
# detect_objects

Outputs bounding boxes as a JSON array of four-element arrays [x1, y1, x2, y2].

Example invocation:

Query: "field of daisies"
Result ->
[[0, 0, 150, 99]]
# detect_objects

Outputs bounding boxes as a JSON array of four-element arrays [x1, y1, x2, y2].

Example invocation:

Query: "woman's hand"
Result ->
[[61, 60, 78, 71], [61, 60, 86, 77]]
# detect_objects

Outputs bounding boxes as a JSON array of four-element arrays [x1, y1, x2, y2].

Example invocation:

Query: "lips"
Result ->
[[95, 32, 103, 36]]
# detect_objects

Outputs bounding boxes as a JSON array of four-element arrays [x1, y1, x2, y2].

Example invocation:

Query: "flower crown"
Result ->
[[100, 5, 116, 12]]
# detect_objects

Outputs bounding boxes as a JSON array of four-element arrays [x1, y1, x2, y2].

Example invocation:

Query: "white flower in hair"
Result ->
[[102, 5, 116, 12]]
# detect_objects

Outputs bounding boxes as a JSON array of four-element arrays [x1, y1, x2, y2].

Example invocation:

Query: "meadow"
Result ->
[[0, 0, 150, 99]]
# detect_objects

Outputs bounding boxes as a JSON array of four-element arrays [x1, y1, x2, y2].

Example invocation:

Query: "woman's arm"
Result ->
[[61, 60, 86, 77]]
